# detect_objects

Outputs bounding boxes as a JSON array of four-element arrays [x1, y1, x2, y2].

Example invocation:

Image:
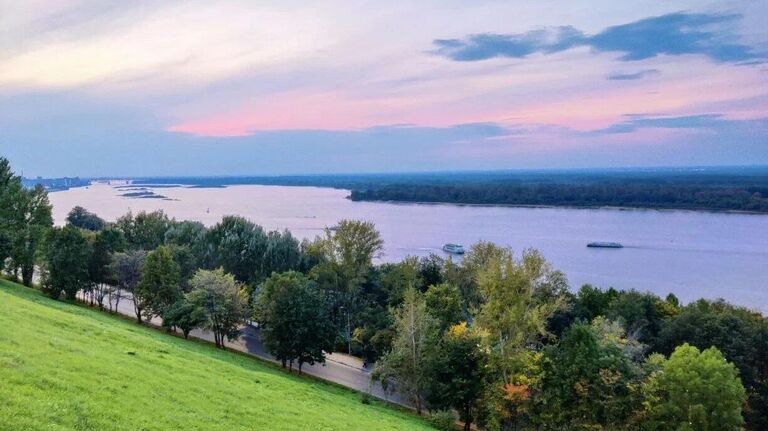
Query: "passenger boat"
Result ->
[[442, 243, 465, 254], [587, 241, 623, 248]]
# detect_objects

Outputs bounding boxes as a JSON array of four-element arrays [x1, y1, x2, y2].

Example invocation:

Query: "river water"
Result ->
[[49, 183, 768, 313]]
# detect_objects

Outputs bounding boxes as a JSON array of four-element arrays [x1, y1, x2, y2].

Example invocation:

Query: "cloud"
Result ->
[[589, 114, 736, 134], [607, 69, 660, 80], [433, 12, 764, 64], [432, 26, 585, 61]]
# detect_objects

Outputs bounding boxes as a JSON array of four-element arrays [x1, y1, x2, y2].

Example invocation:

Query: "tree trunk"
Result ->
[[21, 265, 33, 287], [298, 361, 303, 375]]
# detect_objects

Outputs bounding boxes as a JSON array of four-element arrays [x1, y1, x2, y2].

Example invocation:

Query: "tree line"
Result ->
[[350, 182, 768, 212], [2, 157, 767, 430]]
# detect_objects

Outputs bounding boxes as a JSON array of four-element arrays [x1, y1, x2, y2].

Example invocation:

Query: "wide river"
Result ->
[[50, 183, 768, 313]]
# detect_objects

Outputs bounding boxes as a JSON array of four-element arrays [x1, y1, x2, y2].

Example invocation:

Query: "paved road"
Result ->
[[82, 291, 403, 405]]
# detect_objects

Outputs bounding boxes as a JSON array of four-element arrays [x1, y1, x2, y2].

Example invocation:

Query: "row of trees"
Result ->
[[2, 156, 765, 430], [370, 246, 762, 430]]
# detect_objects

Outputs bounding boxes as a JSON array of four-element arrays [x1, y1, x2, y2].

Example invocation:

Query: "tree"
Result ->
[[9, 184, 52, 286], [473, 247, 568, 428], [255, 271, 336, 373], [606, 289, 664, 344], [653, 300, 768, 428], [66, 206, 106, 231], [313, 220, 383, 353], [476, 248, 566, 381], [137, 246, 181, 321], [163, 299, 205, 339], [573, 284, 618, 322], [0, 158, 22, 268], [373, 288, 438, 414], [88, 227, 125, 309], [428, 322, 488, 431], [116, 210, 171, 250], [204, 216, 267, 285], [185, 269, 249, 348], [644, 344, 746, 430], [113, 250, 147, 322], [42, 226, 91, 300], [535, 322, 642, 429], [164, 220, 208, 267], [317, 219, 383, 288], [424, 283, 463, 332]]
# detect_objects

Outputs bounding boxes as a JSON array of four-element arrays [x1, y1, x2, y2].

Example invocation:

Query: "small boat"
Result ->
[[442, 243, 466, 254], [587, 241, 623, 248]]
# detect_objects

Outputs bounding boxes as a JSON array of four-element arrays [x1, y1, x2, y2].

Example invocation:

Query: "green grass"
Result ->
[[0, 279, 433, 431]]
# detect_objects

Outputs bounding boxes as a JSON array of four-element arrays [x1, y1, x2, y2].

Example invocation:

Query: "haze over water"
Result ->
[[50, 183, 768, 313]]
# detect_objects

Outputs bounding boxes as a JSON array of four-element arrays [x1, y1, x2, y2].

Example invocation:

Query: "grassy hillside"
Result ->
[[0, 279, 434, 431]]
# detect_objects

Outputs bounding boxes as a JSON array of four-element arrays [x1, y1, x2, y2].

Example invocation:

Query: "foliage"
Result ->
[[66, 206, 106, 231], [163, 298, 206, 339], [137, 245, 181, 320], [8, 184, 53, 285], [349, 176, 768, 212], [112, 250, 147, 322], [87, 227, 125, 308], [255, 271, 336, 372], [116, 210, 171, 250], [535, 322, 642, 429], [653, 300, 768, 428], [643, 344, 746, 430], [427, 322, 487, 431], [373, 288, 438, 414], [41, 225, 91, 300], [424, 283, 463, 332], [428, 410, 456, 431], [185, 268, 249, 348]]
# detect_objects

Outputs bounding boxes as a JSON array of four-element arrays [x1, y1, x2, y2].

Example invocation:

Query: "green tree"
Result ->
[[644, 344, 746, 431], [9, 184, 53, 286], [116, 210, 171, 250], [88, 227, 125, 309], [535, 322, 642, 429], [573, 284, 618, 322], [473, 247, 568, 429], [113, 250, 147, 321], [313, 220, 383, 353], [164, 220, 208, 267], [318, 220, 383, 285], [0, 158, 22, 268], [373, 288, 438, 414], [186, 269, 249, 348], [137, 245, 181, 321], [42, 226, 91, 300], [424, 283, 463, 332], [204, 216, 267, 285], [163, 299, 206, 339], [428, 322, 488, 431], [653, 300, 768, 428], [255, 271, 336, 373], [66, 206, 106, 231]]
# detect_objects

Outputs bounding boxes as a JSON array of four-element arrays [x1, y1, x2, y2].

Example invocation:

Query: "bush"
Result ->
[[360, 392, 372, 405], [429, 410, 455, 431]]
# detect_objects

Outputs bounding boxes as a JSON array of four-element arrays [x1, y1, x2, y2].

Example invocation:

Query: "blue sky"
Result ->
[[0, 0, 766, 177]]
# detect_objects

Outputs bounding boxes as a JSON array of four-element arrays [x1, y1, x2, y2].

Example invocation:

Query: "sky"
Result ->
[[0, 0, 767, 177]]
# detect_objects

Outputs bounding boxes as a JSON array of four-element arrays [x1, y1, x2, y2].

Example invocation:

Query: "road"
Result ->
[[81, 291, 403, 405]]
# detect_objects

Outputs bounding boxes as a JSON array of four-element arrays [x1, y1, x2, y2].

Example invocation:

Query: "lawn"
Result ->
[[0, 279, 434, 430]]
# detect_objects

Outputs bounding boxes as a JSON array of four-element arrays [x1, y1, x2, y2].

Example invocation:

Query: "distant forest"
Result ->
[[128, 167, 768, 213]]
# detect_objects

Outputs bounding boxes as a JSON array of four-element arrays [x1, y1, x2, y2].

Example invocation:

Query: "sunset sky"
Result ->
[[1, 0, 767, 176]]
